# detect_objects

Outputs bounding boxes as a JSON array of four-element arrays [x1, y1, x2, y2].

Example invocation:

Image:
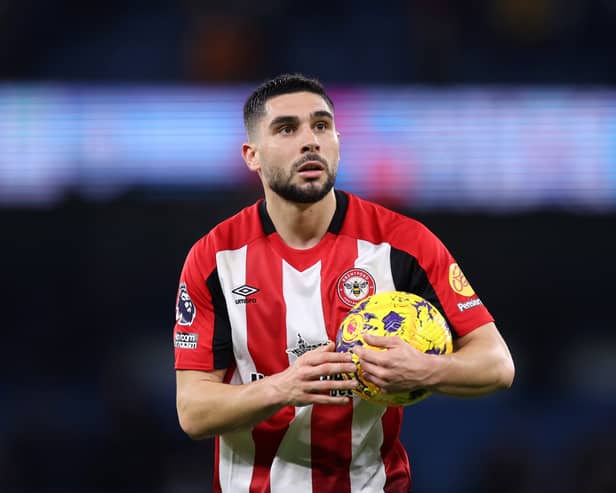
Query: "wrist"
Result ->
[[259, 374, 288, 408], [423, 352, 450, 390]]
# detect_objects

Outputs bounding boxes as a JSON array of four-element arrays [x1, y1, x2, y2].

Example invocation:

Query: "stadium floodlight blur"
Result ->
[[1, 85, 615, 211]]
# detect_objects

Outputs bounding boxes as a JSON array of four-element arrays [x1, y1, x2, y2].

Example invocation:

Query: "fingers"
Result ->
[[301, 345, 355, 367], [308, 375, 359, 405], [308, 394, 354, 406], [298, 360, 358, 381], [361, 372, 387, 389], [352, 344, 387, 366], [287, 371, 358, 406], [358, 360, 387, 384], [313, 340, 335, 352], [362, 333, 402, 348], [281, 345, 359, 406]]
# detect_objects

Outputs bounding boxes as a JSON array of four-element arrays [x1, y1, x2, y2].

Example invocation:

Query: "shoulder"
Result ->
[[340, 191, 436, 247], [186, 200, 265, 269], [207, 200, 265, 249]]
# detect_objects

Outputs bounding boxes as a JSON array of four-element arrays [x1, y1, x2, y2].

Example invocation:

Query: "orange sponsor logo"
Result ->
[[448, 263, 475, 297]]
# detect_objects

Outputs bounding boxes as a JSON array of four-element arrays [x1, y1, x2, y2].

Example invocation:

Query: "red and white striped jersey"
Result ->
[[174, 190, 494, 493]]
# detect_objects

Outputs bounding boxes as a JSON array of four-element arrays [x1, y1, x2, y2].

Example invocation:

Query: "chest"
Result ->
[[216, 236, 397, 378]]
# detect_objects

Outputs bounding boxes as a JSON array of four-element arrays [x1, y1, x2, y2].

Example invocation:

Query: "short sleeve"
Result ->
[[410, 223, 494, 337], [173, 237, 233, 371]]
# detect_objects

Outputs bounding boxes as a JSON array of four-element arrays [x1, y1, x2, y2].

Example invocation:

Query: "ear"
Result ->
[[241, 142, 260, 172]]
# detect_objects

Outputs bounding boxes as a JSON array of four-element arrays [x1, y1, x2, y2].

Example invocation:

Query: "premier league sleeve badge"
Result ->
[[176, 282, 196, 326]]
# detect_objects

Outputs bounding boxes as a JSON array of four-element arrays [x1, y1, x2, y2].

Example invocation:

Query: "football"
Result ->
[[335, 291, 453, 406]]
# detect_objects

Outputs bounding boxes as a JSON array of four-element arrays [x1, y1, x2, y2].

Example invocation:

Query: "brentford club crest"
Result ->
[[337, 268, 376, 307]]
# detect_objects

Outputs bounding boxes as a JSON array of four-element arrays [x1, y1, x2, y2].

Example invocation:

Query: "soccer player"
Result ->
[[173, 73, 515, 492]]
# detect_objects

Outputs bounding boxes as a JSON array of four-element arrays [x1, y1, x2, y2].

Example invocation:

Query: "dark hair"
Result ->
[[243, 73, 334, 137]]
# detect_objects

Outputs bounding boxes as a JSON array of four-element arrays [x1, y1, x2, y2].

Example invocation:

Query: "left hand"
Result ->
[[352, 333, 438, 394]]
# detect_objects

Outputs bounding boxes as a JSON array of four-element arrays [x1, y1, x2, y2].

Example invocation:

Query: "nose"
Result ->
[[300, 127, 320, 154], [301, 142, 320, 153]]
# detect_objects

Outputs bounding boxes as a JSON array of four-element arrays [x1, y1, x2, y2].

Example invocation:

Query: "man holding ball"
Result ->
[[173, 73, 514, 492]]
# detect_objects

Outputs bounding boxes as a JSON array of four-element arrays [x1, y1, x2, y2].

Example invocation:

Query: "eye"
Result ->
[[278, 125, 294, 135], [314, 121, 329, 132]]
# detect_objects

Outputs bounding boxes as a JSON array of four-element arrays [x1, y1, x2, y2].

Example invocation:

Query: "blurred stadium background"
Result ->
[[1, 1, 616, 492]]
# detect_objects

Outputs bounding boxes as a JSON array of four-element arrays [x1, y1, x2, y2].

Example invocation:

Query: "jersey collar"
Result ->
[[258, 189, 349, 237]]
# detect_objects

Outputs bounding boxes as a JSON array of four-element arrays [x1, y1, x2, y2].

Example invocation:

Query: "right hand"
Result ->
[[267, 342, 359, 407]]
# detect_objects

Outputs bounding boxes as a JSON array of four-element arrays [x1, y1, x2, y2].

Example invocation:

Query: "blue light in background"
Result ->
[[1, 85, 615, 211]]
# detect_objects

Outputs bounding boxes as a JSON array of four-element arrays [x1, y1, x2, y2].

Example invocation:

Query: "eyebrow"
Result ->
[[268, 110, 334, 129], [269, 115, 299, 129], [312, 110, 334, 120]]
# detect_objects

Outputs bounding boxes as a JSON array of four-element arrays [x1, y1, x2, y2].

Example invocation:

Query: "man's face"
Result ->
[[248, 91, 340, 203]]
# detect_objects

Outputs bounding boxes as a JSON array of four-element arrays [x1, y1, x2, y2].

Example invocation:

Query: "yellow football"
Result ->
[[335, 291, 453, 406]]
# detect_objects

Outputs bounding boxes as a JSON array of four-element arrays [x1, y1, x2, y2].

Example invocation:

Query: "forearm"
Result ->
[[176, 346, 358, 439], [177, 376, 283, 439], [427, 326, 515, 397]]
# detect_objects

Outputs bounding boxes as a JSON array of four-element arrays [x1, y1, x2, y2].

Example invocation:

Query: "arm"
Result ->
[[355, 322, 514, 397], [176, 343, 359, 440]]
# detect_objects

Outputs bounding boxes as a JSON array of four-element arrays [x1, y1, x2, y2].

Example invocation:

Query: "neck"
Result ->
[[264, 189, 336, 249]]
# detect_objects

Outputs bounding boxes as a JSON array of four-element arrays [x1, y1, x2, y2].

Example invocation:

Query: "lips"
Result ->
[[297, 161, 325, 172], [297, 161, 325, 180]]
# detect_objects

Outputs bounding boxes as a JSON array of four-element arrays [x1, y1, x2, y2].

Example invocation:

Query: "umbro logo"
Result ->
[[232, 284, 259, 297], [232, 284, 259, 304]]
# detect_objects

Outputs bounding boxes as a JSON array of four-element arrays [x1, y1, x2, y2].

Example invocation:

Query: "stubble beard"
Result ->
[[266, 156, 337, 204]]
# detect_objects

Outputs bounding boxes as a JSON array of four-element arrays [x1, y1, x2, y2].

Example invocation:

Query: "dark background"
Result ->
[[1, 1, 616, 492]]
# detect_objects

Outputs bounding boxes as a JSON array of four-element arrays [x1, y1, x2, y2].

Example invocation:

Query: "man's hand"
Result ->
[[352, 334, 437, 394], [267, 342, 359, 406]]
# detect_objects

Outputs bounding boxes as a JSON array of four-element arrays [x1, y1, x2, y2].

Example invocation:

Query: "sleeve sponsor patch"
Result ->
[[174, 332, 199, 349], [457, 297, 483, 312], [176, 282, 196, 326], [448, 263, 475, 297]]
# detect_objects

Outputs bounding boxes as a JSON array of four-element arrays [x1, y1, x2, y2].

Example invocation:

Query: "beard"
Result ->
[[265, 154, 337, 204]]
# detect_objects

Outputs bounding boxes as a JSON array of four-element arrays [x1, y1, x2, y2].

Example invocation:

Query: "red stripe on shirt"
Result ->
[[250, 408, 295, 493], [310, 404, 354, 492], [310, 234, 359, 492], [247, 237, 295, 493], [381, 407, 411, 493]]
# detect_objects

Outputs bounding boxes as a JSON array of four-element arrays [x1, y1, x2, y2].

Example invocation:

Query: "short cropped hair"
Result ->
[[243, 73, 334, 138]]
